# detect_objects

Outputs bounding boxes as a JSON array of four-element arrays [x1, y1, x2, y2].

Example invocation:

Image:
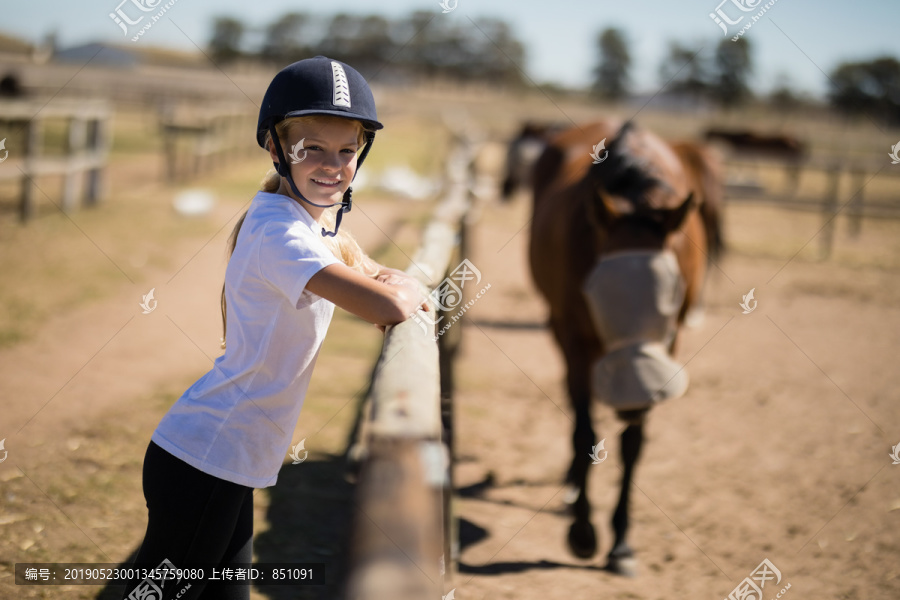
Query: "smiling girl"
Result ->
[[122, 57, 426, 600]]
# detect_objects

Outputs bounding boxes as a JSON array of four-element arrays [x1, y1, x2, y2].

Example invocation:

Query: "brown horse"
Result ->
[[500, 121, 568, 200], [529, 119, 723, 575], [704, 127, 806, 193]]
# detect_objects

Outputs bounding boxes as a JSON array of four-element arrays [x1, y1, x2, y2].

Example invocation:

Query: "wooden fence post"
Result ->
[[62, 116, 88, 213], [345, 136, 479, 598], [819, 161, 842, 260], [20, 118, 42, 222], [84, 116, 108, 207], [848, 166, 865, 238]]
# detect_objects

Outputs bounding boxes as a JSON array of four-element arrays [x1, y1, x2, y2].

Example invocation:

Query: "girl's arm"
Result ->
[[358, 255, 407, 280], [305, 262, 428, 326]]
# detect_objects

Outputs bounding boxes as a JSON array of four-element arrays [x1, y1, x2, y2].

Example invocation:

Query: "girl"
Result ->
[[122, 57, 427, 600]]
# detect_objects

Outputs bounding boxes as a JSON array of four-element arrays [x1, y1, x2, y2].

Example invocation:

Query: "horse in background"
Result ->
[[703, 127, 805, 161], [704, 127, 806, 193], [500, 121, 568, 200], [528, 120, 724, 575]]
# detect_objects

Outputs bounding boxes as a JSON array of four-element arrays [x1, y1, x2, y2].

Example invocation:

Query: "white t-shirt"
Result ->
[[152, 191, 340, 488]]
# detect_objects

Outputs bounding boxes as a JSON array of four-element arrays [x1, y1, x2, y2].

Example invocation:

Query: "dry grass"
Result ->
[[2, 70, 899, 598]]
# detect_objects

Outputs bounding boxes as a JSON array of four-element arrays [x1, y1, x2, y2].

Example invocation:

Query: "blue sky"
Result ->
[[2, 0, 898, 98]]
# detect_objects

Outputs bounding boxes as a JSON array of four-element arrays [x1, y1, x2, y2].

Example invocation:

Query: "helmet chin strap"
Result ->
[[269, 125, 375, 238]]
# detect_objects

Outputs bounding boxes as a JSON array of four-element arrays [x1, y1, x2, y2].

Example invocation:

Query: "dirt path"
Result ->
[[448, 197, 900, 599], [0, 178, 414, 598], [1, 197, 407, 453], [2, 168, 898, 600]]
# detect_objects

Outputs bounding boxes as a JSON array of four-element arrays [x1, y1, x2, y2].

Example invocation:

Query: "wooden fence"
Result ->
[[721, 155, 900, 258], [157, 102, 256, 182], [0, 98, 111, 221], [343, 136, 478, 599]]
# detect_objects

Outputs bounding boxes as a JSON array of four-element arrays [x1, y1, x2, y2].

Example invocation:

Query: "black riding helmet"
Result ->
[[257, 56, 383, 237]]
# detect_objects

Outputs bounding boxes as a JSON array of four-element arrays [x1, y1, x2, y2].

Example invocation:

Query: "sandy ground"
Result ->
[[1, 154, 899, 600], [0, 167, 419, 599], [447, 195, 900, 599]]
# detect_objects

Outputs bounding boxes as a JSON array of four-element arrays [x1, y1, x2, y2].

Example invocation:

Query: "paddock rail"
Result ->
[[0, 98, 111, 221], [343, 135, 480, 600]]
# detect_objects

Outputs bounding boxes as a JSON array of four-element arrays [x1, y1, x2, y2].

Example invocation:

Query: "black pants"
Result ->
[[121, 441, 254, 600]]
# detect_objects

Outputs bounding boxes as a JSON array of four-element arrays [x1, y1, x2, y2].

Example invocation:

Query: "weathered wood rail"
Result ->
[[343, 137, 478, 600], [0, 99, 111, 221], [721, 155, 900, 258], [157, 103, 255, 182]]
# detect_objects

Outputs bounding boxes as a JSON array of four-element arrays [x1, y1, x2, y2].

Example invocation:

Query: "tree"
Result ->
[[829, 56, 900, 124], [768, 73, 800, 112], [209, 17, 244, 64], [457, 17, 525, 85], [659, 41, 711, 101], [592, 28, 631, 100], [355, 15, 394, 66], [385, 12, 525, 85], [711, 37, 753, 107], [208, 9, 527, 87], [261, 12, 310, 65]]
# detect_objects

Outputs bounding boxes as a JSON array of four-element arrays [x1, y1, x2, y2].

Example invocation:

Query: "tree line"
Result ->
[[208, 12, 899, 124], [594, 27, 900, 124], [209, 11, 525, 86]]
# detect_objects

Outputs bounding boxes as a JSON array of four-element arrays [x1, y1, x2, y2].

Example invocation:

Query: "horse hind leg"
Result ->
[[606, 409, 647, 577]]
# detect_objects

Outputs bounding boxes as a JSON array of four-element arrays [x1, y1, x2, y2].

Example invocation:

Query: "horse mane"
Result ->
[[587, 122, 726, 262], [589, 121, 662, 210]]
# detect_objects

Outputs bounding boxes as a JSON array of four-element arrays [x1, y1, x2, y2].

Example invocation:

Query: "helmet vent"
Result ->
[[331, 61, 351, 108]]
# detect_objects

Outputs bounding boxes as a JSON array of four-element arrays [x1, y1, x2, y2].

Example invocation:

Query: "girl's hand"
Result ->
[[376, 273, 431, 313], [375, 271, 409, 286]]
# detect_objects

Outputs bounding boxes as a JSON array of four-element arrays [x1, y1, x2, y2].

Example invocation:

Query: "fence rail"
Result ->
[[343, 137, 477, 600], [157, 103, 255, 182], [0, 98, 111, 221], [721, 155, 900, 258]]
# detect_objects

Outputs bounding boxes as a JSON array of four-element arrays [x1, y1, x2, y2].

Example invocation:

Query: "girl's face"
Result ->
[[271, 117, 362, 213]]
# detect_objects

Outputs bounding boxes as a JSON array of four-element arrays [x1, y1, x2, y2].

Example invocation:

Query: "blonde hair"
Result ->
[[220, 115, 378, 346]]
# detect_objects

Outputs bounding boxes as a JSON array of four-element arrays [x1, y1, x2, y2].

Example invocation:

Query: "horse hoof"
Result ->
[[566, 522, 597, 559], [605, 555, 639, 578]]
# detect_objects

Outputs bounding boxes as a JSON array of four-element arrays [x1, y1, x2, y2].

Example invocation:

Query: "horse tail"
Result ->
[[672, 142, 726, 263]]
